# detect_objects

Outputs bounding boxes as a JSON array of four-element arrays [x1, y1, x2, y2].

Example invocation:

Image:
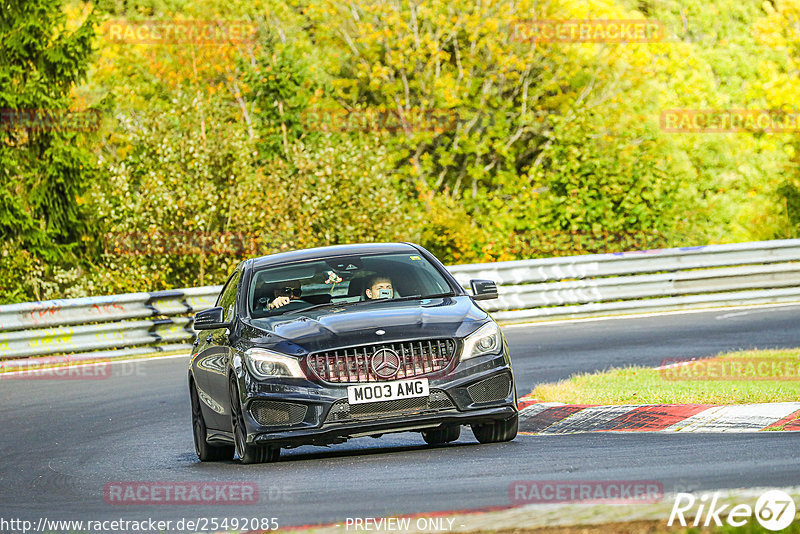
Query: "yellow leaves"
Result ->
[[370, 64, 391, 80], [63, 2, 94, 32]]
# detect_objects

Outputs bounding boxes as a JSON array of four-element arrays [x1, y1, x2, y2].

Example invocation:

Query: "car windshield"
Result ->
[[248, 252, 455, 318]]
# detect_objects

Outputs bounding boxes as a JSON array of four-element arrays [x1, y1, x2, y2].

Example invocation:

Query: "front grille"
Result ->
[[307, 339, 457, 383], [249, 400, 308, 426], [352, 396, 428, 417], [325, 389, 456, 422], [466, 373, 512, 404]]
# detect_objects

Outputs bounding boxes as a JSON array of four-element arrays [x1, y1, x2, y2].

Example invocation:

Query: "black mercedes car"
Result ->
[[189, 242, 518, 463]]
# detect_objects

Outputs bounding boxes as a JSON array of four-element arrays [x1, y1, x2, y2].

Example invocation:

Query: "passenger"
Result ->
[[268, 280, 303, 310], [364, 275, 394, 300]]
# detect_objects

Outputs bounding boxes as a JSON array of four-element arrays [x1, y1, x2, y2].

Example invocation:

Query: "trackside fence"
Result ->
[[2, 239, 799, 366]]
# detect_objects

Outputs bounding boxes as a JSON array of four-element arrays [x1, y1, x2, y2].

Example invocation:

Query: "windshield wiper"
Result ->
[[290, 301, 355, 315], [377, 292, 456, 303], [280, 292, 457, 314], [420, 291, 456, 300]]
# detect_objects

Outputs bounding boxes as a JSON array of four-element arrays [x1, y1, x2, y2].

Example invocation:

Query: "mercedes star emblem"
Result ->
[[370, 348, 400, 379]]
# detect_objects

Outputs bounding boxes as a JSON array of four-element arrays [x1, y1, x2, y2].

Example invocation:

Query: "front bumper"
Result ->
[[239, 351, 517, 447], [254, 405, 517, 447]]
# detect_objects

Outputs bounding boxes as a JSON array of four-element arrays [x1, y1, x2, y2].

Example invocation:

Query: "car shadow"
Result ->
[[275, 440, 476, 463]]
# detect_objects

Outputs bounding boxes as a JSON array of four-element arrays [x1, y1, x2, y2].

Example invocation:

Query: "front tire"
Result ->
[[190, 381, 234, 462], [422, 425, 461, 445], [471, 413, 518, 444], [228, 375, 280, 464]]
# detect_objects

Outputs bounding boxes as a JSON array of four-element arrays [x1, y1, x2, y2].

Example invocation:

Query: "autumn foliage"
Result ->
[[2, 0, 800, 301]]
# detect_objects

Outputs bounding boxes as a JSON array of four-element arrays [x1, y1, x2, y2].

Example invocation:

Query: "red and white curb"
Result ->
[[517, 399, 800, 433]]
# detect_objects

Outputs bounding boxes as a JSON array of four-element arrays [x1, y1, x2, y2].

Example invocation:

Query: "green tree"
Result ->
[[239, 30, 318, 158], [0, 0, 98, 300]]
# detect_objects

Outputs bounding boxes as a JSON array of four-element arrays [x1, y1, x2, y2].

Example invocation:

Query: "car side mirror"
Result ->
[[470, 279, 498, 301], [193, 306, 230, 330]]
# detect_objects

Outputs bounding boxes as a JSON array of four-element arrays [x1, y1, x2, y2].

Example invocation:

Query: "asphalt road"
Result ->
[[1, 304, 799, 529]]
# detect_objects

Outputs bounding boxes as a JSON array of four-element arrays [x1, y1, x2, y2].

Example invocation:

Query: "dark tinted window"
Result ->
[[249, 252, 454, 317]]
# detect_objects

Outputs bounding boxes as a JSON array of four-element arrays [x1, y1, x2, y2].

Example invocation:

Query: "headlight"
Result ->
[[461, 321, 503, 360], [244, 348, 306, 378]]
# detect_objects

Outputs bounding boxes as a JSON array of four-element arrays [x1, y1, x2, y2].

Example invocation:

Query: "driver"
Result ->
[[268, 280, 303, 310], [365, 275, 394, 300]]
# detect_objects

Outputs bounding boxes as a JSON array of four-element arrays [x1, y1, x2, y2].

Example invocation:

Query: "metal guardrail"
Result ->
[[448, 239, 800, 322], [0, 287, 220, 331], [0, 288, 220, 367], [2, 239, 800, 366]]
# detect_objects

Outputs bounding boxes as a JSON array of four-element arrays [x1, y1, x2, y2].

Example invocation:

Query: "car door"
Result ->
[[193, 270, 240, 431]]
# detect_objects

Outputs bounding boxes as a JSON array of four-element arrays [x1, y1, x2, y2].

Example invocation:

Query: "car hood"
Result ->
[[244, 296, 488, 355]]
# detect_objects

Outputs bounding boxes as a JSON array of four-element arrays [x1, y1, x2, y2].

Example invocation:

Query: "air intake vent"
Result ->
[[467, 373, 512, 404], [249, 400, 308, 426]]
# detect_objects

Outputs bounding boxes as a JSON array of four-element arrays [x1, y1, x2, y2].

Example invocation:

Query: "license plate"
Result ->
[[347, 378, 429, 405]]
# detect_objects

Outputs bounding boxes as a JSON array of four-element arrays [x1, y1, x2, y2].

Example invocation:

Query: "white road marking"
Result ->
[[715, 306, 800, 320], [501, 302, 800, 329], [664, 402, 800, 432], [716, 311, 752, 319]]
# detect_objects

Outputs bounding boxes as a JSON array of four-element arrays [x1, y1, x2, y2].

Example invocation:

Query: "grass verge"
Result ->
[[530, 348, 800, 404]]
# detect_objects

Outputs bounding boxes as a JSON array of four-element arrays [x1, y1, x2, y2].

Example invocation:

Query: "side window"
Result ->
[[217, 271, 240, 323]]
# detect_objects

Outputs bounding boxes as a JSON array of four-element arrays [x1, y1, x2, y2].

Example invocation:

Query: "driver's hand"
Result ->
[[269, 296, 290, 310]]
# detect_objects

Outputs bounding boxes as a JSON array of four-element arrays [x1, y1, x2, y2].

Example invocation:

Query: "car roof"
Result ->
[[247, 242, 420, 270]]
